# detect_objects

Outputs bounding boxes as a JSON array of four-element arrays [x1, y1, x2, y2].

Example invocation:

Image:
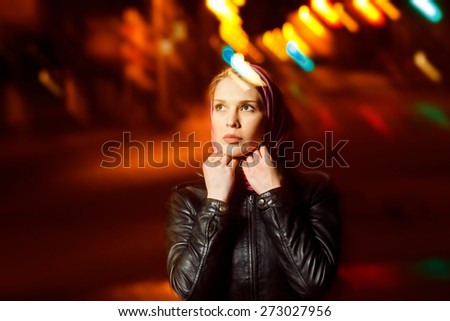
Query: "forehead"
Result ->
[[213, 75, 262, 102]]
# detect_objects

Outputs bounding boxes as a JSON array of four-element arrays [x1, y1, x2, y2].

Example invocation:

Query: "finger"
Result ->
[[214, 154, 227, 166], [241, 160, 249, 172], [241, 159, 248, 168], [228, 158, 239, 169], [259, 145, 269, 158], [207, 154, 221, 162], [260, 145, 273, 164], [241, 161, 252, 181], [205, 153, 222, 167], [253, 151, 261, 163], [222, 153, 232, 166], [244, 155, 256, 168]]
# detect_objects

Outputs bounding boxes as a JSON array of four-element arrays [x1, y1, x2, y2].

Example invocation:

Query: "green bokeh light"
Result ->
[[412, 257, 450, 281], [415, 103, 450, 129]]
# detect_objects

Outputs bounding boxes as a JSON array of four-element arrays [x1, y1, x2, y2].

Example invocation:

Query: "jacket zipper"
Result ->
[[248, 194, 257, 300]]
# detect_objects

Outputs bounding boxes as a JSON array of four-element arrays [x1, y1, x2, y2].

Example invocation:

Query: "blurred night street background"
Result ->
[[1, 0, 450, 300]]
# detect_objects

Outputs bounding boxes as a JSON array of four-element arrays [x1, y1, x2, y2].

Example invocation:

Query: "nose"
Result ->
[[226, 110, 240, 128]]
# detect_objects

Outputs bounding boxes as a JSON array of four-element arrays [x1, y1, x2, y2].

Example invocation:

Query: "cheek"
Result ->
[[247, 116, 266, 139], [210, 115, 221, 133]]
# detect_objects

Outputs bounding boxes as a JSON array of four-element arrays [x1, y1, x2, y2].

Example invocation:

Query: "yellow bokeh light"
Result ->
[[262, 30, 289, 61], [414, 51, 442, 83], [334, 3, 359, 32], [298, 6, 327, 37], [374, 0, 401, 21], [311, 0, 341, 27], [206, 0, 242, 25], [282, 22, 312, 56], [352, 0, 385, 26]]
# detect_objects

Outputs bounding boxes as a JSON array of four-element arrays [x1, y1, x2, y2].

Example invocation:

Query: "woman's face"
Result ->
[[211, 74, 266, 157]]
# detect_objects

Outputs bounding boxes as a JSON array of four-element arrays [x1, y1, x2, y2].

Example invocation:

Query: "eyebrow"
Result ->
[[213, 99, 260, 104]]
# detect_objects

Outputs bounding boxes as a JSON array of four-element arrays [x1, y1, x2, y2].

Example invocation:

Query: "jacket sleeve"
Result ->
[[165, 189, 230, 300], [256, 175, 341, 299]]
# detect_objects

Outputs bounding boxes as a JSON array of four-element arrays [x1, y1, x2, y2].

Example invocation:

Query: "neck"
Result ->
[[235, 164, 253, 191]]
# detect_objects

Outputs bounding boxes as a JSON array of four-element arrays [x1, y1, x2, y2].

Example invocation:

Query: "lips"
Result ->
[[223, 134, 242, 144]]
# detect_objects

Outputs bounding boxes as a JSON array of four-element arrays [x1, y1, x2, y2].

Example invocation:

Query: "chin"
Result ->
[[224, 148, 244, 158], [228, 152, 246, 158], [222, 144, 245, 157], [224, 144, 257, 158]]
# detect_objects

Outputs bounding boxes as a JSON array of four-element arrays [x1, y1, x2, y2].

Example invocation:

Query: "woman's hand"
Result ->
[[242, 145, 281, 195], [203, 150, 239, 203]]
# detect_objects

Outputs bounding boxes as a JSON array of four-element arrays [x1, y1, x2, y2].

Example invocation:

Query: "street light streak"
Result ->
[[286, 40, 315, 72], [374, 0, 401, 21], [410, 0, 443, 23], [311, 0, 342, 27], [334, 3, 359, 32], [206, 0, 242, 25], [298, 5, 327, 37], [352, 0, 386, 26], [207, 0, 264, 63], [230, 53, 266, 87], [282, 22, 312, 56], [262, 29, 290, 61], [414, 51, 442, 83]]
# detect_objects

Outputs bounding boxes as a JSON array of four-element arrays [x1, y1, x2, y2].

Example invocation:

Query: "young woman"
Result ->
[[166, 65, 341, 300]]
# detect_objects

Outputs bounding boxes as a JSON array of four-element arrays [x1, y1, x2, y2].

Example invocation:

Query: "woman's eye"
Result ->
[[214, 104, 225, 111], [240, 105, 255, 112]]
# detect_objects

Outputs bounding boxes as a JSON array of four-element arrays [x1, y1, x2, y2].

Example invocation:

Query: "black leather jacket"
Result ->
[[165, 169, 341, 300]]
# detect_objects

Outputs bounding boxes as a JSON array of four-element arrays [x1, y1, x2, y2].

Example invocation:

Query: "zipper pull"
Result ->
[[248, 194, 254, 208]]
